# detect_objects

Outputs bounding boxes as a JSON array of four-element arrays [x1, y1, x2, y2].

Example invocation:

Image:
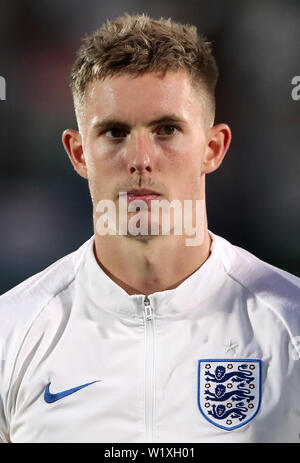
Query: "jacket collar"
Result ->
[[74, 230, 229, 319]]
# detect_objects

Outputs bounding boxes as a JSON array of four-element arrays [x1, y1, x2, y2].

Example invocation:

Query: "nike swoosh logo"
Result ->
[[44, 380, 101, 403]]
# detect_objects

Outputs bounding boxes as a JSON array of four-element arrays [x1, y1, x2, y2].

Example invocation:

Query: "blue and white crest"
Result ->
[[198, 359, 261, 431]]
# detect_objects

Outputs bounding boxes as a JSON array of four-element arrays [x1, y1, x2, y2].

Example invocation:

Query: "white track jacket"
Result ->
[[0, 231, 299, 443]]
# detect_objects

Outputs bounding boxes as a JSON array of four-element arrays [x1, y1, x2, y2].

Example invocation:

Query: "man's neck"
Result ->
[[93, 228, 212, 296]]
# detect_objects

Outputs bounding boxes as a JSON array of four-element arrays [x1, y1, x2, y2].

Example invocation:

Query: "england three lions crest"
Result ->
[[198, 359, 261, 431]]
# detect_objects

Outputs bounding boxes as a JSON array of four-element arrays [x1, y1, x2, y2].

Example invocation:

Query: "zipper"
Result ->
[[144, 295, 152, 321], [144, 295, 154, 442]]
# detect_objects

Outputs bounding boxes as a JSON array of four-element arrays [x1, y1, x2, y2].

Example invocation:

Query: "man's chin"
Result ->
[[124, 232, 159, 243]]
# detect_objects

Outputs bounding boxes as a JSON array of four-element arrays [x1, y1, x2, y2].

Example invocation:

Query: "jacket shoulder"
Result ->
[[212, 232, 300, 347], [0, 237, 93, 348]]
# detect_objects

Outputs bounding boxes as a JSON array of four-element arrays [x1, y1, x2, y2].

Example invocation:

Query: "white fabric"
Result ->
[[0, 231, 299, 443]]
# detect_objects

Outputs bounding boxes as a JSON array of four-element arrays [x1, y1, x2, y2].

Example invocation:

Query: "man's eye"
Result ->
[[157, 125, 178, 136], [105, 128, 127, 138]]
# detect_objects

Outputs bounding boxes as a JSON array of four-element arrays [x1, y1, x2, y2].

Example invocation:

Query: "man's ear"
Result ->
[[62, 129, 88, 179], [202, 123, 231, 174]]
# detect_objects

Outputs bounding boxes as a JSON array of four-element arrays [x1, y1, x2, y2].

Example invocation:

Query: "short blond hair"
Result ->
[[69, 13, 218, 125]]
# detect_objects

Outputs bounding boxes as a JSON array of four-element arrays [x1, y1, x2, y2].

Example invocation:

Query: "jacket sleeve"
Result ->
[[0, 365, 9, 443]]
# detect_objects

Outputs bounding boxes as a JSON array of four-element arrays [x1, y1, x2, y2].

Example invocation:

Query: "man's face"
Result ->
[[66, 70, 230, 239]]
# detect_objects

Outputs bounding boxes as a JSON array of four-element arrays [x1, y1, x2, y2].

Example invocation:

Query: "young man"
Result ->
[[0, 14, 299, 443]]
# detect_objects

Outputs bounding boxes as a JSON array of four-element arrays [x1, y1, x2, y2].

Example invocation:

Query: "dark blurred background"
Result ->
[[0, 0, 299, 293]]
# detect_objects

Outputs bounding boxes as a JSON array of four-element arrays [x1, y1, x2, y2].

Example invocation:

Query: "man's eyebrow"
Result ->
[[146, 115, 187, 126], [92, 119, 130, 132], [92, 115, 187, 131]]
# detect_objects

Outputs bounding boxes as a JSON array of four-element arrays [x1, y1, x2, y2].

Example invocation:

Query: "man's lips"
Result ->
[[127, 189, 161, 197], [119, 189, 161, 203]]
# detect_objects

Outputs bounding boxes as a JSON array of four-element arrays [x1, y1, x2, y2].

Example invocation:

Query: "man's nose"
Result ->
[[126, 132, 155, 175]]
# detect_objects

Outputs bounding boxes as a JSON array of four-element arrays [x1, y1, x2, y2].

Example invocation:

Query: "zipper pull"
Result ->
[[144, 295, 152, 321]]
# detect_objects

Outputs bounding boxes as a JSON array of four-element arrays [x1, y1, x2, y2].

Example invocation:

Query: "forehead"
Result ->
[[84, 71, 204, 124]]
